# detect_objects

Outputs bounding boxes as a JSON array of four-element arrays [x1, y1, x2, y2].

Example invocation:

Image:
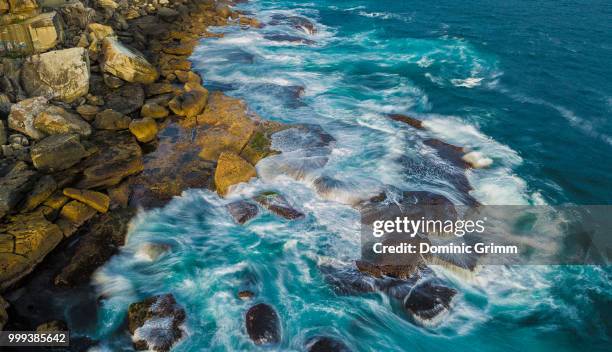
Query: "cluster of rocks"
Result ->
[[0, 0, 276, 332]]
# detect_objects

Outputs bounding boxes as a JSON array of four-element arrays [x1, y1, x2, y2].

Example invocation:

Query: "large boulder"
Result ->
[[76, 131, 143, 189], [0, 12, 63, 56], [100, 37, 158, 84], [63, 188, 110, 213], [0, 211, 63, 290], [214, 152, 256, 196], [30, 133, 88, 172], [8, 96, 49, 140], [129, 117, 158, 143], [127, 294, 186, 351], [403, 281, 457, 326], [168, 89, 208, 118], [245, 303, 281, 345], [0, 161, 37, 219], [21, 47, 89, 103], [34, 105, 91, 136]]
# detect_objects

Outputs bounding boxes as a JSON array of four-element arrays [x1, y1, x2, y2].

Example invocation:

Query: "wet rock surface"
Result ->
[[254, 191, 304, 220], [308, 336, 353, 352], [245, 303, 281, 345], [127, 293, 186, 352], [403, 280, 457, 325], [227, 200, 258, 224]]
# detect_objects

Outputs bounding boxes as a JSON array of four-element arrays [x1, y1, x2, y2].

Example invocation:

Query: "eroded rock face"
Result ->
[[8, 96, 49, 140], [214, 152, 256, 196], [63, 188, 110, 213], [127, 294, 186, 352], [0, 211, 63, 290], [253, 191, 304, 220], [101, 37, 158, 84], [245, 303, 281, 345], [21, 48, 90, 103], [0, 161, 37, 219], [227, 200, 258, 224], [34, 105, 91, 136], [30, 133, 88, 172], [0, 11, 63, 56], [77, 131, 143, 189], [403, 281, 456, 326]]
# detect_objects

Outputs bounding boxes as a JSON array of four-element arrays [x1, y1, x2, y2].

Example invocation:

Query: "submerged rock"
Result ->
[[308, 337, 352, 352], [63, 188, 110, 213], [127, 294, 186, 352], [403, 281, 456, 326], [30, 133, 88, 172], [253, 191, 304, 220], [101, 37, 159, 84], [263, 34, 315, 45], [214, 152, 257, 196], [269, 14, 316, 35], [245, 303, 281, 345], [389, 113, 424, 130], [20, 47, 90, 103], [227, 200, 258, 224]]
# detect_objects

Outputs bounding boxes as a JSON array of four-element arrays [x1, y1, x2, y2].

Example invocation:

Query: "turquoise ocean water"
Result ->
[[89, 1, 611, 350]]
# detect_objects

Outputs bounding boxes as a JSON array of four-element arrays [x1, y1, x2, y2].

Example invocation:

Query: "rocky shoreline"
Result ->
[[1, 0, 491, 350]]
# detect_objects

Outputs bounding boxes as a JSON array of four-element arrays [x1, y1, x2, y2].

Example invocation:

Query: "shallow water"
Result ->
[[90, 0, 611, 350]]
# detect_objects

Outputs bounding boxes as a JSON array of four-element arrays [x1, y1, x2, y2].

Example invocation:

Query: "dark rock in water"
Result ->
[[270, 14, 317, 35], [308, 336, 352, 352], [320, 265, 377, 295], [227, 200, 259, 224], [389, 113, 424, 130], [403, 281, 456, 325], [238, 290, 255, 300], [271, 124, 335, 152], [128, 294, 186, 352], [245, 303, 281, 345], [254, 191, 304, 220], [264, 34, 315, 45], [55, 208, 134, 287], [423, 138, 469, 169]]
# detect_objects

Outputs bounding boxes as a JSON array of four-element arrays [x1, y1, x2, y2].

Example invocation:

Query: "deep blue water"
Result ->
[[89, 1, 611, 350]]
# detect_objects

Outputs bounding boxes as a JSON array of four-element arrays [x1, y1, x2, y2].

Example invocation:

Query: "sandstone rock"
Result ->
[[128, 294, 185, 351], [101, 37, 158, 84], [8, 96, 49, 140], [107, 179, 131, 209], [34, 105, 91, 136], [141, 102, 169, 119], [245, 303, 280, 345], [87, 22, 114, 41], [21, 174, 57, 212], [253, 191, 304, 220], [96, 0, 118, 10], [77, 131, 143, 189], [174, 70, 201, 84], [0, 0, 9, 14], [63, 187, 110, 213], [0, 211, 63, 290], [214, 152, 256, 196], [168, 89, 208, 117], [145, 82, 180, 97], [102, 73, 124, 89], [21, 47, 90, 103], [0, 93, 11, 119], [240, 129, 275, 165], [58, 1, 95, 30], [93, 109, 131, 130], [56, 200, 96, 237], [30, 134, 88, 172], [227, 200, 258, 224], [8, 0, 38, 14], [86, 94, 104, 106], [0, 161, 36, 219], [76, 104, 100, 121], [0, 12, 62, 56], [162, 40, 195, 56], [100, 82, 145, 115], [129, 117, 158, 143]]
